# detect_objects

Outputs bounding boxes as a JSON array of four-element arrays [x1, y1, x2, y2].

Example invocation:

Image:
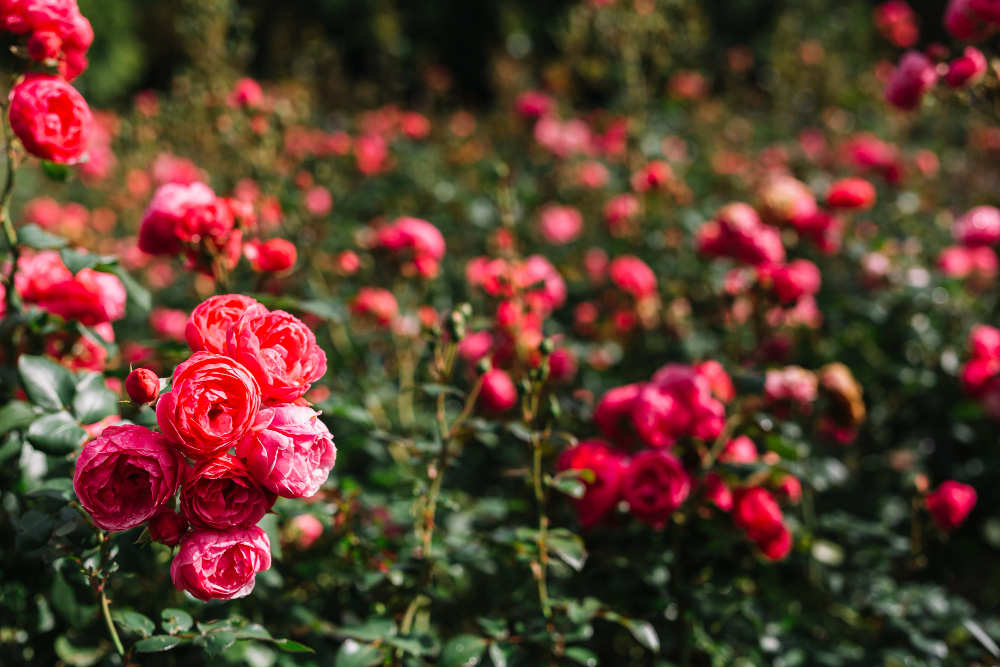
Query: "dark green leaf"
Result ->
[[547, 528, 588, 571], [195, 630, 236, 657], [160, 608, 193, 635], [16, 510, 55, 551], [440, 634, 486, 667], [621, 618, 659, 654], [96, 264, 149, 312], [0, 400, 37, 434], [18, 224, 68, 249], [334, 640, 382, 666], [115, 611, 155, 639], [272, 638, 315, 653], [235, 624, 271, 640], [336, 618, 394, 642], [60, 248, 100, 275], [564, 646, 598, 666], [72, 373, 119, 425], [547, 469, 591, 500], [27, 411, 86, 454], [26, 477, 75, 501], [41, 160, 73, 182], [134, 636, 184, 653], [18, 355, 75, 411]]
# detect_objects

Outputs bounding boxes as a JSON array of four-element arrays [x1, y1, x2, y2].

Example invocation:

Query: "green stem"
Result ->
[[99, 586, 125, 656], [532, 432, 552, 620]]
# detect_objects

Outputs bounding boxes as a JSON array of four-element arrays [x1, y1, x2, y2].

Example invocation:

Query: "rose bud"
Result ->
[[733, 487, 786, 541], [622, 449, 691, 526], [775, 475, 803, 505], [156, 352, 262, 460], [826, 177, 876, 210], [718, 435, 759, 465], [185, 293, 259, 354], [609, 255, 658, 300], [953, 206, 1000, 247], [226, 304, 328, 402], [557, 440, 626, 528], [755, 523, 792, 561], [515, 90, 553, 118], [702, 473, 733, 511], [350, 287, 399, 327], [336, 250, 360, 275], [884, 51, 937, 111], [170, 525, 272, 601], [148, 508, 188, 547], [180, 454, 276, 529], [236, 404, 336, 499], [593, 383, 644, 446], [125, 368, 160, 404], [244, 238, 297, 273], [8, 74, 93, 164], [926, 480, 977, 531], [478, 368, 518, 414], [945, 47, 988, 88], [72, 425, 186, 532], [27, 30, 62, 62], [288, 514, 324, 549]]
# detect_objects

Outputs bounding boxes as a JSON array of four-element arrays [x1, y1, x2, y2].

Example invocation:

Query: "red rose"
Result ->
[[9, 73, 93, 164], [621, 449, 690, 526], [718, 435, 758, 465], [557, 440, 626, 528], [125, 368, 160, 405], [236, 404, 336, 498], [170, 526, 272, 601], [593, 383, 644, 446], [226, 304, 328, 402], [244, 238, 297, 273], [733, 487, 792, 560], [926, 481, 977, 531], [478, 368, 518, 414], [702, 473, 733, 511], [180, 454, 276, 529], [16, 250, 126, 325], [185, 293, 259, 354], [73, 425, 186, 531], [156, 352, 262, 460], [884, 51, 937, 111], [826, 178, 876, 210], [609, 255, 657, 299], [148, 508, 188, 547], [953, 206, 1000, 248]]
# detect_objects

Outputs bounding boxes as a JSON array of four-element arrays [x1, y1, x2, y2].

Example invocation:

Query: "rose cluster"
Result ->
[[557, 361, 794, 560], [960, 324, 1000, 418], [73, 294, 336, 601], [937, 206, 1000, 283]]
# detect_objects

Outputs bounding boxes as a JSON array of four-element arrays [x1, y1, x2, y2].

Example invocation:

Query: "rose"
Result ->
[[185, 293, 259, 354], [288, 514, 324, 549], [156, 352, 262, 460], [718, 435, 758, 465], [608, 256, 657, 299], [537, 205, 583, 245], [593, 383, 644, 446], [757, 175, 817, 227], [148, 508, 188, 547], [8, 73, 92, 163], [945, 47, 988, 88], [478, 368, 518, 414], [884, 51, 937, 111], [732, 487, 791, 559], [764, 259, 822, 304], [701, 473, 733, 511], [826, 177, 876, 210], [694, 360, 735, 403], [72, 425, 186, 531], [226, 304, 328, 402], [125, 368, 160, 404], [621, 449, 690, 525], [953, 206, 1000, 248], [926, 481, 977, 531], [236, 404, 336, 498], [180, 454, 276, 529], [16, 250, 126, 325], [244, 238, 297, 273], [169, 525, 272, 601], [557, 440, 626, 528], [631, 364, 726, 447], [350, 287, 399, 327], [138, 182, 217, 255]]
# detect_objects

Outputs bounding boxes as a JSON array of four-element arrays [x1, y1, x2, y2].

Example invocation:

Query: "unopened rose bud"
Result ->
[[539, 338, 555, 355], [27, 30, 62, 62], [147, 508, 188, 547], [125, 368, 160, 405]]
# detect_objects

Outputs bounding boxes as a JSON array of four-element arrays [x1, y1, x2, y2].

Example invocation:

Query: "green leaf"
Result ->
[[420, 384, 465, 398], [18, 355, 75, 411], [54, 635, 106, 667], [336, 618, 394, 642], [96, 264, 149, 312], [26, 477, 75, 501], [547, 528, 588, 571], [72, 373, 119, 425], [235, 624, 272, 640], [564, 646, 598, 666], [115, 611, 155, 638], [18, 223, 68, 249], [160, 608, 194, 635], [41, 160, 73, 182], [0, 400, 37, 434], [50, 569, 95, 629], [195, 630, 236, 657], [134, 635, 184, 653], [547, 469, 592, 500], [488, 643, 509, 667], [27, 411, 86, 454], [272, 638, 315, 653], [621, 618, 659, 654], [440, 634, 486, 667], [196, 619, 234, 633], [16, 509, 55, 551], [334, 640, 383, 667], [60, 248, 100, 275]]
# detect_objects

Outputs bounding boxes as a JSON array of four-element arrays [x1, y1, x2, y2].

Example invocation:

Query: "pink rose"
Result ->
[[138, 182, 216, 255], [9, 73, 92, 163], [622, 449, 690, 525], [156, 352, 262, 460], [170, 525, 272, 601], [180, 454, 275, 529], [718, 435, 758, 465], [350, 287, 399, 327], [236, 404, 336, 499], [226, 304, 328, 402], [953, 206, 1000, 247], [826, 177, 876, 210], [186, 293, 259, 354], [148, 508, 188, 547], [288, 513, 324, 549], [631, 364, 726, 447], [593, 383, 644, 446], [701, 473, 733, 511], [537, 205, 583, 245], [73, 425, 185, 531], [608, 255, 657, 299], [884, 51, 938, 111], [16, 250, 125, 325], [244, 238, 297, 273], [945, 47, 988, 88], [765, 259, 822, 303], [926, 480, 977, 531], [733, 487, 790, 560], [478, 368, 518, 414], [557, 440, 626, 528]]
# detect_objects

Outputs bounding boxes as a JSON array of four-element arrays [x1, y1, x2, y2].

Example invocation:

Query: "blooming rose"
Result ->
[[696, 202, 786, 267], [125, 368, 160, 405], [9, 74, 93, 163], [557, 440, 626, 528], [608, 255, 657, 300], [884, 51, 937, 111], [945, 47, 988, 88], [226, 304, 328, 402], [180, 454, 275, 529], [478, 368, 518, 414], [718, 435, 758, 464], [156, 352, 262, 460], [16, 250, 125, 325], [350, 287, 399, 327], [733, 487, 791, 560], [945, 0, 987, 39], [185, 293, 259, 354], [926, 481, 977, 531], [170, 525, 272, 601], [622, 450, 691, 526], [73, 425, 186, 532], [236, 404, 336, 498], [594, 383, 644, 446], [537, 205, 583, 245], [765, 259, 822, 303], [757, 175, 817, 227], [148, 508, 188, 547], [694, 360, 736, 403], [631, 364, 726, 447], [138, 182, 217, 256], [826, 177, 876, 210], [953, 206, 1000, 247], [244, 238, 297, 273]]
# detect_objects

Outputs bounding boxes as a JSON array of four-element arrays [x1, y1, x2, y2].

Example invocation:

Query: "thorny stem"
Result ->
[[1, 99, 21, 317]]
